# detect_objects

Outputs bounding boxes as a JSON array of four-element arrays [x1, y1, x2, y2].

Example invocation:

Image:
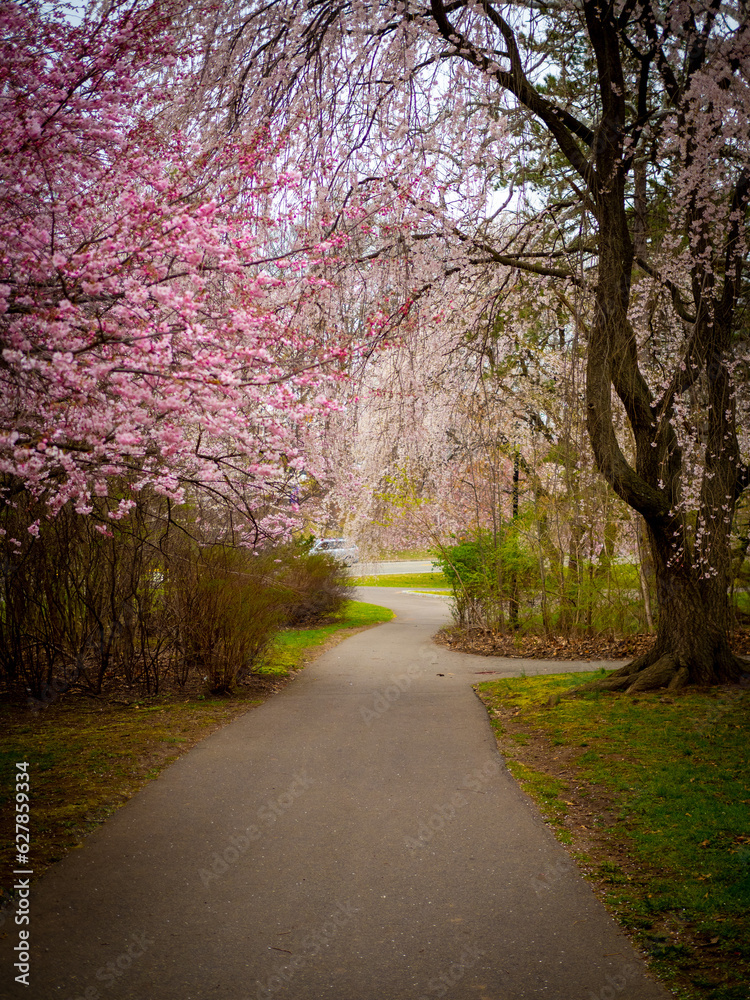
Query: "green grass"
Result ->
[[369, 548, 434, 560], [505, 759, 573, 843], [256, 599, 394, 675], [350, 571, 449, 589], [476, 673, 750, 999]]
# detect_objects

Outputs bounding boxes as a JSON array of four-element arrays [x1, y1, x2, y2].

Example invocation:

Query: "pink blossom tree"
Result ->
[[0, 0, 358, 543]]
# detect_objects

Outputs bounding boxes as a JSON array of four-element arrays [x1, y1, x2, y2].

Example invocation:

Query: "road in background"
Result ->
[[350, 559, 436, 576]]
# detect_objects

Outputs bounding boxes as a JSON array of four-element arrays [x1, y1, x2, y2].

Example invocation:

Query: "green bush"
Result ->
[[435, 529, 650, 639], [434, 533, 511, 630], [434, 528, 538, 632]]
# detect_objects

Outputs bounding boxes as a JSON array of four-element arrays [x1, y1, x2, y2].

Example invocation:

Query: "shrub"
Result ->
[[162, 543, 283, 694], [271, 543, 350, 627], [434, 529, 539, 631], [0, 485, 165, 698], [434, 534, 504, 629], [0, 484, 352, 701]]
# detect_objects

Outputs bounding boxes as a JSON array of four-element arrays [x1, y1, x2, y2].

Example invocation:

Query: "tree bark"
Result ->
[[508, 449, 520, 630], [588, 520, 745, 693], [580, 0, 749, 690]]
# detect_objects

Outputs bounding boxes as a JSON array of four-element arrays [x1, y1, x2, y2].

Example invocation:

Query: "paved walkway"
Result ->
[[0, 589, 671, 999]]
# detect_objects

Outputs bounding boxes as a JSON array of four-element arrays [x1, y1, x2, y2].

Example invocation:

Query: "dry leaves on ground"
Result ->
[[437, 627, 750, 661]]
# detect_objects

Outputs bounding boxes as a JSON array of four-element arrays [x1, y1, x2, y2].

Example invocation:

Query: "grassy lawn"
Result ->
[[0, 598, 392, 918], [350, 571, 449, 589], [476, 672, 750, 1000], [256, 599, 394, 674], [367, 548, 434, 560]]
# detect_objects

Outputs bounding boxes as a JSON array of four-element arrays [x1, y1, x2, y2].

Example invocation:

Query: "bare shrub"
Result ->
[[0, 484, 165, 698], [271, 545, 350, 627], [163, 542, 283, 694], [0, 483, 352, 702]]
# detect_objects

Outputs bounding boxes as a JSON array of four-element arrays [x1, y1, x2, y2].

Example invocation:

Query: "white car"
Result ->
[[311, 537, 360, 566]]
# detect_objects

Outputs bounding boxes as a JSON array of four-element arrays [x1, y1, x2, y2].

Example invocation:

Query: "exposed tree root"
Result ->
[[568, 674, 632, 696], [625, 654, 682, 692], [570, 646, 750, 697], [608, 648, 659, 677]]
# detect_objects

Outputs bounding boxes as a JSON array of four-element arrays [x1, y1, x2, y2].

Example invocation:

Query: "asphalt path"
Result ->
[[0, 588, 671, 1000]]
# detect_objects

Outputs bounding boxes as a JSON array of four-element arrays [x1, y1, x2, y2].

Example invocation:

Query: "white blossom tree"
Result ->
[[189, 0, 750, 688]]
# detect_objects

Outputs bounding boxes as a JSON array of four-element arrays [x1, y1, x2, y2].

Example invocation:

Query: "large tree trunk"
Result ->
[[588, 523, 747, 694], [585, 319, 749, 691], [578, 0, 749, 693], [602, 310, 748, 690]]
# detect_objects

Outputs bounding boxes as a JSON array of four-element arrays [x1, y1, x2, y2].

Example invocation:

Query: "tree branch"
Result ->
[[429, 0, 598, 193]]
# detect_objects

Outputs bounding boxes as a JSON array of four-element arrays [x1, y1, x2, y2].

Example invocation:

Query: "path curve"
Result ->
[[0, 589, 670, 999]]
